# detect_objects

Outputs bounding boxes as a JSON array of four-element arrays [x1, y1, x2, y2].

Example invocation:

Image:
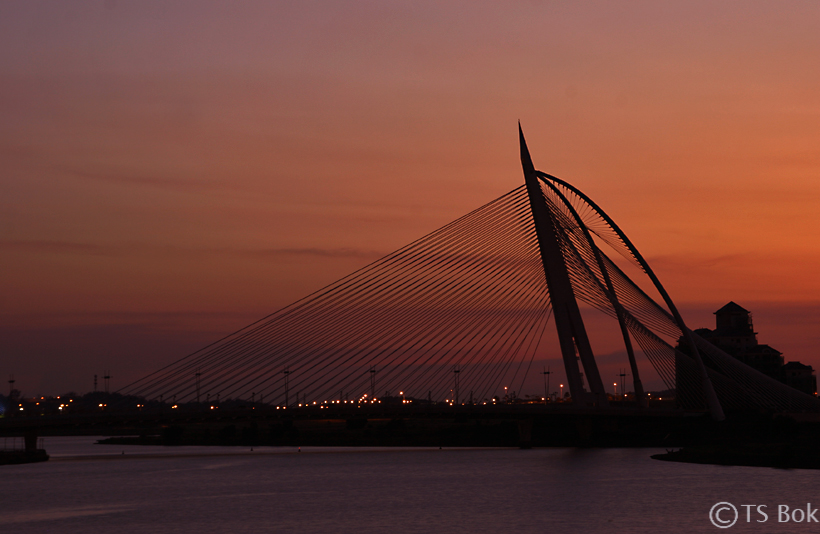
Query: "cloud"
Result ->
[[645, 253, 749, 270], [60, 167, 236, 194], [0, 239, 383, 261], [0, 240, 117, 256], [235, 247, 384, 260]]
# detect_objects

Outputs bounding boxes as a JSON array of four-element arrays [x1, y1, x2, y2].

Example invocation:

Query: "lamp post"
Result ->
[[195, 368, 201, 404], [453, 365, 460, 405], [284, 367, 290, 407], [542, 367, 551, 405], [619, 368, 628, 399]]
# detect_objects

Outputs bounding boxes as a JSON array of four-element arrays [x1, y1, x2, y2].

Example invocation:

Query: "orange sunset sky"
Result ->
[[2, 1, 820, 395]]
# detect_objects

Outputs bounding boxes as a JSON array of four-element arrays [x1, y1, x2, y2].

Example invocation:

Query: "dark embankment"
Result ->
[[95, 410, 713, 449], [651, 413, 820, 469]]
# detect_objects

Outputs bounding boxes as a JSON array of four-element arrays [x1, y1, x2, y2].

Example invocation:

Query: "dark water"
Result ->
[[3, 437, 819, 533]]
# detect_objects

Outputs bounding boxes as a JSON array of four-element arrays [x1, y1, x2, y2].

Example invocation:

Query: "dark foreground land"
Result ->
[[6, 404, 820, 469], [651, 414, 820, 470], [93, 411, 820, 470], [2, 403, 692, 449], [76, 403, 715, 449], [96, 411, 686, 449], [0, 449, 49, 465], [652, 445, 820, 470]]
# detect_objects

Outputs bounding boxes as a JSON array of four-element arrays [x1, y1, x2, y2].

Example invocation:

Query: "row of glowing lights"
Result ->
[[20, 396, 75, 411], [138, 388, 638, 409], [154, 395, 570, 409], [162, 393, 392, 410], [201, 396, 389, 410], [17, 387, 666, 413]]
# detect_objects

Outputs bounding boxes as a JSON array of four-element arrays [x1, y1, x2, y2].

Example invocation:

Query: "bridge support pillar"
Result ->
[[24, 429, 38, 452], [517, 419, 533, 449], [519, 126, 607, 407]]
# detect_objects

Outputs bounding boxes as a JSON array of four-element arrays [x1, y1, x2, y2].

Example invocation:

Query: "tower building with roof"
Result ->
[[691, 302, 816, 395]]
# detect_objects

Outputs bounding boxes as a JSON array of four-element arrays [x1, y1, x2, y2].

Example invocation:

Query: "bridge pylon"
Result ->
[[519, 125, 607, 407]]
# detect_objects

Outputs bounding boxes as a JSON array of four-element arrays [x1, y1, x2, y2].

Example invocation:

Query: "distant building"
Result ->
[[690, 302, 816, 396], [710, 301, 759, 353], [783, 361, 817, 396]]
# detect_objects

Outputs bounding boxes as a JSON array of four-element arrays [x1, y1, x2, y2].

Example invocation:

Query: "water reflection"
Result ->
[[3, 437, 816, 533]]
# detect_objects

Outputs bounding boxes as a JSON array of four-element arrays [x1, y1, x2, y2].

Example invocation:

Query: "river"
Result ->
[[3, 437, 819, 533]]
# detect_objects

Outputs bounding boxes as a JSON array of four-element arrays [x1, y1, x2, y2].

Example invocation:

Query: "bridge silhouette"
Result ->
[[107, 126, 818, 420], [4, 127, 819, 449]]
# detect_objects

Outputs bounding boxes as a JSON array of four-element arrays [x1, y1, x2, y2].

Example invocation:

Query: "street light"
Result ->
[[619, 368, 628, 399], [542, 367, 551, 405], [559, 384, 564, 399]]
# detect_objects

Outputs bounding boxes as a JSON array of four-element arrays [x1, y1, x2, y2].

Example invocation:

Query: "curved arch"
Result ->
[[538, 178, 646, 406], [536, 171, 724, 420]]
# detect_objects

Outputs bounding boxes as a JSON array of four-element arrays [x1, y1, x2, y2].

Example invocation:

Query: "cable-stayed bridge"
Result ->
[[4, 126, 819, 452], [111, 126, 819, 421]]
